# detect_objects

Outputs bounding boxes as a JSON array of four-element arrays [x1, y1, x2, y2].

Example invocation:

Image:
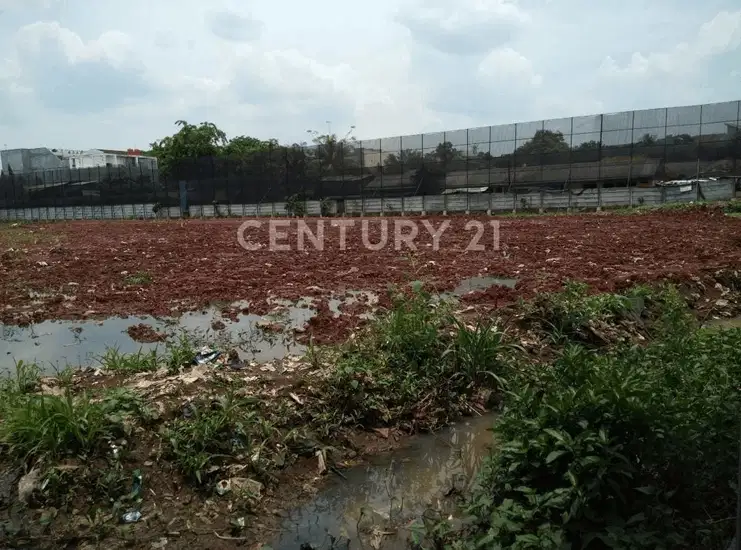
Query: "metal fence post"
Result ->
[[179, 181, 187, 217]]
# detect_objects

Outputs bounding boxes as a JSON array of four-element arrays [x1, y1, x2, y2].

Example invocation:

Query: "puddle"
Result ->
[[0, 303, 314, 376], [328, 290, 379, 319], [271, 414, 495, 550], [451, 276, 517, 296]]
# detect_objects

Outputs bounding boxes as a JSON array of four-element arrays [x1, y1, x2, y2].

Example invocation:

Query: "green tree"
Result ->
[[574, 140, 602, 151], [306, 127, 358, 173], [149, 121, 228, 175], [515, 130, 570, 157], [423, 141, 463, 167], [637, 133, 657, 146], [223, 136, 276, 157], [383, 149, 424, 173]]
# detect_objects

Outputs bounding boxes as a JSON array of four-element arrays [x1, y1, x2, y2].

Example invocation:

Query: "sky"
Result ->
[[0, 0, 739, 150]]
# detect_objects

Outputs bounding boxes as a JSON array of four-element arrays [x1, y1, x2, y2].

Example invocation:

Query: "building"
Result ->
[[0, 147, 157, 174], [53, 148, 157, 171], [0, 148, 65, 173]]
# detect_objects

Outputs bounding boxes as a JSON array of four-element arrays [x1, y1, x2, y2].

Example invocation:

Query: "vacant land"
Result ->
[[2, 206, 741, 340], [3, 205, 741, 549]]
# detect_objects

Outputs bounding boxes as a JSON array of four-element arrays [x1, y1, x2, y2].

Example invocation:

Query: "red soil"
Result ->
[[2, 207, 741, 343]]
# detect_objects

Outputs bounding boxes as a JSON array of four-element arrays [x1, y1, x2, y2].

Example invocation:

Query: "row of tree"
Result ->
[[149, 122, 739, 180]]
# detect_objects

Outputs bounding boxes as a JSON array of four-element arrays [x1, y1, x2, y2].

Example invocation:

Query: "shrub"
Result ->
[[449, 324, 741, 549]]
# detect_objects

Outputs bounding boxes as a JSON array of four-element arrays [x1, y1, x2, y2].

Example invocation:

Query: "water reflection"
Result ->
[[0, 303, 313, 376], [271, 414, 496, 550]]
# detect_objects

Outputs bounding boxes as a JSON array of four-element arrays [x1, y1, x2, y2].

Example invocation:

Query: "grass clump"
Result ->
[[164, 392, 275, 484], [0, 388, 154, 461], [123, 271, 152, 286], [165, 333, 196, 373], [523, 281, 691, 345], [99, 347, 159, 374], [97, 334, 196, 374], [422, 291, 741, 550], [316, 288, 516, 432]]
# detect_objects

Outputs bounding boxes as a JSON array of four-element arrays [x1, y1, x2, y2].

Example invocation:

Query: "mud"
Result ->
[[126, 323, 166, 343], [2, 209, 741, 344]]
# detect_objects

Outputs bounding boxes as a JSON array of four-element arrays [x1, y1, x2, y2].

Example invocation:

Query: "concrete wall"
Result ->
[[0, 180, 734, 221]]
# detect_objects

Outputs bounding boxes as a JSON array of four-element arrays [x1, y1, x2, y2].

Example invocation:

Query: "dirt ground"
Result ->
[[2, 207, 741, 343]]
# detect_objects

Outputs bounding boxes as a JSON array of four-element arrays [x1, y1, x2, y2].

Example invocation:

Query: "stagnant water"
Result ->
[[1, 276, 517, 376], [271, 414, 496, 550], [0, 301, 313, 376]]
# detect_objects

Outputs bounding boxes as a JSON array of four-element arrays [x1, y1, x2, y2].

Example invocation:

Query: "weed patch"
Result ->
[[99, 347, 159, 374], [314, 289, 516, 433], [421, 294, 741, 549], [122, 271, 152, 286], [0, 388, 154, 462], [164, 392, 277, 485]]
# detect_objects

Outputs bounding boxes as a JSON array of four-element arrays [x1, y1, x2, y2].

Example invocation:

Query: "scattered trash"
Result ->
[[194, 346, 221, 365], [316, 449, 327, 475], [18, 468, 42, 504], [216, 477, 263, 499], [230, 516, 246, 529], [37, 261, 49, 267], [215, 479, 231, 496], [182, 401, 197, 419], [289, 392, 304, 405], [121, 510, 142, 523]]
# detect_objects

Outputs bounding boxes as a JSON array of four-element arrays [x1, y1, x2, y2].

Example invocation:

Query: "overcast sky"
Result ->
[[0, 0, 739, 150]]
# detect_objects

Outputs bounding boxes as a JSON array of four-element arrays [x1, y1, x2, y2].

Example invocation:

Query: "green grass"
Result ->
[[99, 347, 159, 374], [96, 333, 195, 374], [164, 392, 274, 484], [164, 333, 195, 373], [122, 271, 153, 286], [0, 387, 155, 461], [313, 288, 517, 433]]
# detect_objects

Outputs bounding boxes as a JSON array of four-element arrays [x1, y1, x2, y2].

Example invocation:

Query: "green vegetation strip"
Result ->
[[413, 286, 740, 549], [1, 283, 740, 548]]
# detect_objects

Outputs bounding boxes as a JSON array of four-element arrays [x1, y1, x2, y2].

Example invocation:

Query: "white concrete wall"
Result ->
[[0, 181, 734, 221]]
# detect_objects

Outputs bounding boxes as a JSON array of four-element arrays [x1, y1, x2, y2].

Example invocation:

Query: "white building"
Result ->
[[1, 147, 157, 174], [53, 148, 158, 171]]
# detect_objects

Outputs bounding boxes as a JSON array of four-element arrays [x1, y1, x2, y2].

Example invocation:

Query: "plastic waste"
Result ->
[[121, 510, 141, 523], [194, 345, 221, 365], [131, 469, 143, 498]]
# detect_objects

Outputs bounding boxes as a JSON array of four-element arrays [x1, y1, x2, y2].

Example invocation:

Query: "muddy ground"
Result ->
[[3, 204, 741, 548], [2, 206, 741, 344]]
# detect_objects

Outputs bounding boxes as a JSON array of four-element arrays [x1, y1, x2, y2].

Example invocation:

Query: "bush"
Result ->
[[448, 322, 741, 549], [0, 389, 150, 461], [317, 289, 515, 431]]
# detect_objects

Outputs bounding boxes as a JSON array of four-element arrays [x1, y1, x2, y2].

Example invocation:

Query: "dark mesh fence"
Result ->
[[2, 101, 739, 210]]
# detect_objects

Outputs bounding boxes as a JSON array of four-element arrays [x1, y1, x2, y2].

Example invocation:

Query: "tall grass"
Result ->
[[316, 288, 516, 432]]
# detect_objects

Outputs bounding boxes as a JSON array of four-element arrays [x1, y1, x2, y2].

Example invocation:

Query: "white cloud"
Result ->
[[396, 0, 530, 55], [0, 0, 739, 150], [478, 47, 542, 88], [206, 9, 263, 43], [599, 9, 741, 78]]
